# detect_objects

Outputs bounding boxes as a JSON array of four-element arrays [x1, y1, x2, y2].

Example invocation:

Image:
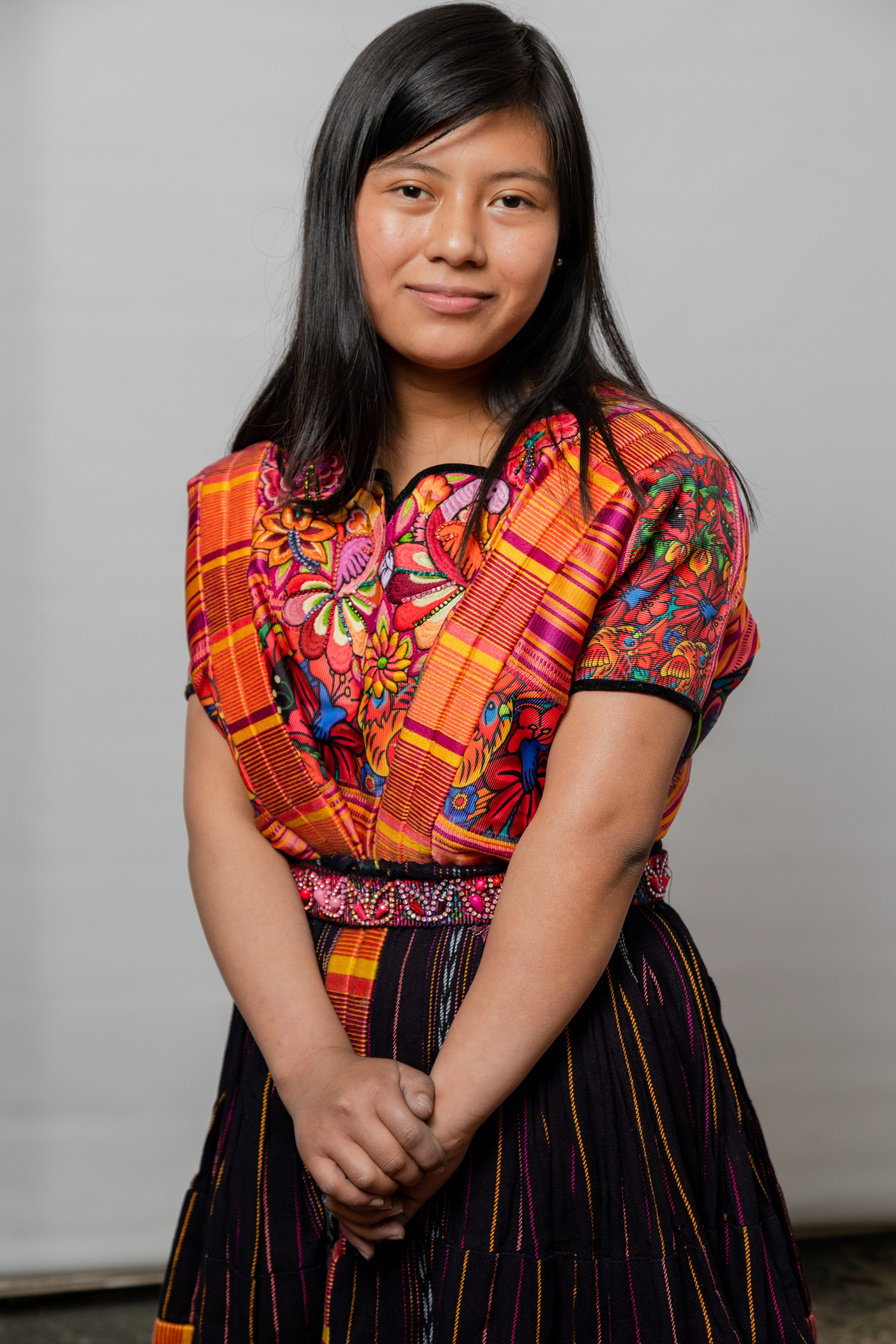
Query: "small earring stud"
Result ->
[[554, 256, 564, 268]]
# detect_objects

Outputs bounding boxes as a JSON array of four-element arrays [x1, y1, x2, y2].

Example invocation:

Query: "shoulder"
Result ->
[[186, 443, 282, 566], [595, 388, 747, 533], [188, 441, 278, 499], [584, 389, 750, 584]]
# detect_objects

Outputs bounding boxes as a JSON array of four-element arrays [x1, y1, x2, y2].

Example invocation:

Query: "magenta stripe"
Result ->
[[525, 614, 581, 662], [761, 1229, 788, 1342]]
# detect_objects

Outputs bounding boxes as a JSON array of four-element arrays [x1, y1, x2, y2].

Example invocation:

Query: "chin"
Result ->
[[399, 344, 505, 374]]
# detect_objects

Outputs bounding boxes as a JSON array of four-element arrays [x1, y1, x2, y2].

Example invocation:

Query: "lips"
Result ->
[[406, 284, 493, 314]]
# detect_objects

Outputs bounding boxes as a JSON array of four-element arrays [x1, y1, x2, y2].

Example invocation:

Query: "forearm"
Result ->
[[187, 797, 353, 1089], [429, 804, 647, 1138]]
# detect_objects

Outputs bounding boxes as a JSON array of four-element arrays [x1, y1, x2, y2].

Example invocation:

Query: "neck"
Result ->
[[382, 354, 501, 478]]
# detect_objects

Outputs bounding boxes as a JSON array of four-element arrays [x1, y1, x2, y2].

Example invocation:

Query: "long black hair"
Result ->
[[232, 2, 754, 526]]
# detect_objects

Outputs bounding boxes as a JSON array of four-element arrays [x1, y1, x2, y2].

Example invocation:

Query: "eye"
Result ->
[[497, 194, 532, 210], [395, 184, 427, 200]]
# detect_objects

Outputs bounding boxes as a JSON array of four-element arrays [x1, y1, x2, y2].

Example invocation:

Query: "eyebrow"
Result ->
[[372, 156, 554, 192]]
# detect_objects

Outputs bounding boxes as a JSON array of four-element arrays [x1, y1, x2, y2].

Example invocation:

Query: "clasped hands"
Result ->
[[277, 1045, 471, 1260]]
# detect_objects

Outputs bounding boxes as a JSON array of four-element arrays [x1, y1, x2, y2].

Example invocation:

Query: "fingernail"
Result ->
[[388, 1232, 405, 1241], [361, 1247, 374, 1260], [370, 1197, 385, 1208]]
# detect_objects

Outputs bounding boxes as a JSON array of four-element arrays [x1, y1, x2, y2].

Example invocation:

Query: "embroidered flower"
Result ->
[[413, 474, 453, 513], [670, 567, 728, 631], [362, 619, 413, 700], [255, 506, 337, 576], [445, 785, 478, 825], [258, 448, 285, 507]]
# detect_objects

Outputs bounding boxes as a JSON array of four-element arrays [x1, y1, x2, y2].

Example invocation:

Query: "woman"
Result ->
[[153, 5, 817, 1342]]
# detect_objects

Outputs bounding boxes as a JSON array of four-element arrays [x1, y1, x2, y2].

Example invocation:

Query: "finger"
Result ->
[[376, 1101, 447, 1175], [312, 1155, 395, 1209], [396, 1063, 435, 1120], [359, 1121, 429, 1188], [327, 1140, 402, 1199], [326, 1195, 404, 1225], [341, 1216, 406, 1244]]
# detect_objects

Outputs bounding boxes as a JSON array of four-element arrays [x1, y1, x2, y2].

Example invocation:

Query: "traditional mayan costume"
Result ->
[[154, 390, 817, 1343]]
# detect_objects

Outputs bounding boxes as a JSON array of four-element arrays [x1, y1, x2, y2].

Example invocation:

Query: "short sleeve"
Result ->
[[571, 446, 758, 744]]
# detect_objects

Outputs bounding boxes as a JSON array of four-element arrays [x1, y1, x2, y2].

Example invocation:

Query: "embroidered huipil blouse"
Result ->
[[187, 395, 758, 866]]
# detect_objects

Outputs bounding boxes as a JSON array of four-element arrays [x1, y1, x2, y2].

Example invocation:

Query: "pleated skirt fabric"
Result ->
[[153, 901, 817, 1343]]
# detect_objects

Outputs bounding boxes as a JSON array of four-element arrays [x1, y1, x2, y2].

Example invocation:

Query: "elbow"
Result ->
[[528, 797, 660, 888]]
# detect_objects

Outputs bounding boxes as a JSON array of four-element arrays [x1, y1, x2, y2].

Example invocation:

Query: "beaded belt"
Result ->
[[290, 848, 670, 927]]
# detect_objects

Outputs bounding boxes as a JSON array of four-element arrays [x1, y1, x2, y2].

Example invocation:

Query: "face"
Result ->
[[354, 107, 561, 380]]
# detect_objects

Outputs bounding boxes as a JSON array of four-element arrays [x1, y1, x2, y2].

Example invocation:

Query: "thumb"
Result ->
[[397, 1064, 435, 1119]]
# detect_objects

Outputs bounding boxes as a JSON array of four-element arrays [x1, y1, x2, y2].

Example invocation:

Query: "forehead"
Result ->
[[370, 107, 554, 181]]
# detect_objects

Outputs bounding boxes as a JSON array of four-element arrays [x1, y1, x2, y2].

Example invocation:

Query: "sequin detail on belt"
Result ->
[[289, 850, 670, 926]]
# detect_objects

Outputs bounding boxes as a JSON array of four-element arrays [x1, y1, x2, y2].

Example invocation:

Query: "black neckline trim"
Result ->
[[375, 462, 488, 520]]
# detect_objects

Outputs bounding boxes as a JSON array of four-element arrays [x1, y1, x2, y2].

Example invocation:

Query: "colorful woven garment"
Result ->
[[155, 393, 817, 1342]]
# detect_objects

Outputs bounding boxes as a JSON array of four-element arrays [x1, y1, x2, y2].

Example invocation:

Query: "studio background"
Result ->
[[2, 0, 893, 1277]]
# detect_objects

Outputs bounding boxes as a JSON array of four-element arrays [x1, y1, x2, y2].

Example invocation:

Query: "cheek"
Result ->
[[358, 216, 417, 282], [495, 248, 556, 313]]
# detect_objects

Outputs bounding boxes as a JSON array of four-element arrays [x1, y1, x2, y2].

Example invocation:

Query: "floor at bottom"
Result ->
[[0, 1231, 893, 1343]]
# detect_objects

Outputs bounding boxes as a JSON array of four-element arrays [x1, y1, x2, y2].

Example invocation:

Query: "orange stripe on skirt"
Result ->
[[324, 927, 388, 1052]]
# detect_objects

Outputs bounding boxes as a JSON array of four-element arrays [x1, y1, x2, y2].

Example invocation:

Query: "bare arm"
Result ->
[[183, 694, 445, 1222], [428, 689, 691, 1133], [330, 688, 691, 1244]]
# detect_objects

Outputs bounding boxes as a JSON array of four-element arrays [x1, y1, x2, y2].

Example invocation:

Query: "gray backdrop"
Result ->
[[2, 0, 893, 1277]]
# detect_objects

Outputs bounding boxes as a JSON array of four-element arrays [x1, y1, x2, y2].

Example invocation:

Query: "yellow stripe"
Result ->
[[203, 470, 263, 494], [209, 621, 260, 657], [565, 1028, 595, 1241], [743, 1227, 757, 1343], [437, 629, 505, 674], [230, 711, 293, 745], [345, 1256, 358, 1341], [747, 1150, 769, 1199], [208, 1156, 228, 1217], [200, 544, 253, 574], [326, 954, 380, 979], [452, 1250, 470, 1343], [400, 727, 464, 766], [686, 1253, 714, 1342], [159, 1189, 198, 1321], [488, 1114, 503, 1253], [376, 816, 430, 856], [494, 537, 557, 583], [587, 465, 620, 493], [248, 1074, 272, 1344]]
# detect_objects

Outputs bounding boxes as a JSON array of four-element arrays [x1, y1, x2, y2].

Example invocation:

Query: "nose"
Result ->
[[423, 196, 486, 268]]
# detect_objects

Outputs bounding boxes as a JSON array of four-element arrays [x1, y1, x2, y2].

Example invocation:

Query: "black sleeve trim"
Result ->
[[569, 677, 699, 717], [184, 681, 195, 701]]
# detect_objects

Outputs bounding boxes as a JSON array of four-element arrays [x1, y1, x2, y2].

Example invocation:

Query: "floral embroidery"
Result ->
[[362, 617, 413, 699], [573, 446, 745, 711]]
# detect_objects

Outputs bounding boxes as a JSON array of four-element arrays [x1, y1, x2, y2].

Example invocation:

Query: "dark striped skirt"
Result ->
[[153, 898, 818, 1343]]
